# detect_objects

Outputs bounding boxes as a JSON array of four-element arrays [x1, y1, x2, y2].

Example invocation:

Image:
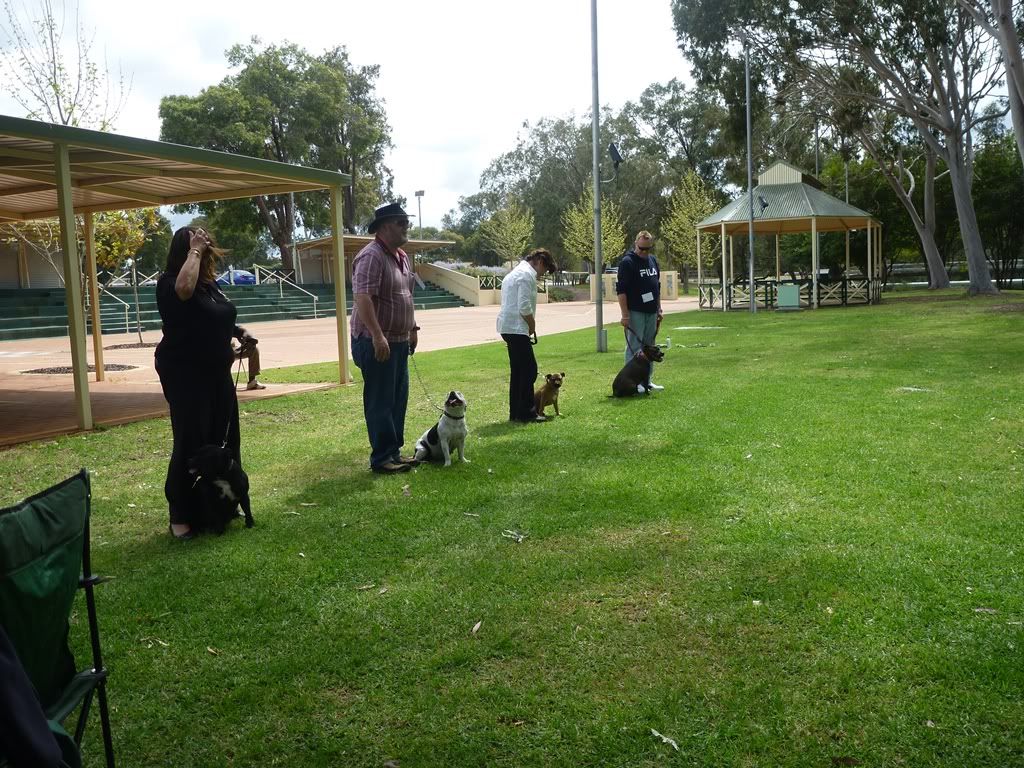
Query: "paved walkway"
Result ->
[[0, 296, 698, 447]]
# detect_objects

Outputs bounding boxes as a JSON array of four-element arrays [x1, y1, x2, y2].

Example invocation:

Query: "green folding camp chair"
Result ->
[[0, 470, 115, 768]]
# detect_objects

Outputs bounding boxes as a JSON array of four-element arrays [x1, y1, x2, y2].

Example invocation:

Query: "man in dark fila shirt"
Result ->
[[616, 230, 664, 392]]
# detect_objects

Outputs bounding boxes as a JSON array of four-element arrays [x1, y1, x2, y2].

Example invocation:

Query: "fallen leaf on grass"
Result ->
[[650, 729, 679, 751], [383, 760, 400, 768], [471, 620, 482, 635], [128, 503, 137, 508], [378, 587, 388, 595], [299, 502, 317, 507], [141, 637, 169, 648], [356, 583, 376, 591], [501, 529, 527, 543], [831, 758, 860, 767], [974, 607, 997, 614], [926, 720, 936, 728], [744, 453, 753, 460], [464, 513, 480, 518], [401, 485, 411, 497], [207, 647, 219, 656], [298, 552, 305, 558], [752, 600, 762, 607], [284, 511, 301, 516]]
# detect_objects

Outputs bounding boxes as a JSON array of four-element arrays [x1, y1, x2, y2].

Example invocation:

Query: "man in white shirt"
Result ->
[[496, 248, 556, 422]]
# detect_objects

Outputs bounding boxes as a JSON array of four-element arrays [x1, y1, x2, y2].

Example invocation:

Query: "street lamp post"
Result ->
[[414, 190, 424, 238], [590, 0, 607, 352], [743, 34, 756, 314]]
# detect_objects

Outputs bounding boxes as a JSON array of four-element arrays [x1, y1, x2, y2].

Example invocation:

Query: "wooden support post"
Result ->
[[811, 218, 819, 309], [330, 188, 351, 384], [84, 214, 104, 381], [17, 239, 29, 287], [54, 142, 92, 430], [775, 233, 780, 282], [720, 222, 727, 312]]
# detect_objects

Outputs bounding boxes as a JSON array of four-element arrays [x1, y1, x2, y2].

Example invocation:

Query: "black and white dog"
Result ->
[[414, 391, 469, 466], [187, 444, 255, 533]]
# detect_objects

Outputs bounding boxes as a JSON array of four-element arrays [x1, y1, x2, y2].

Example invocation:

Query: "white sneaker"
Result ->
[[636, 384, 647, 394], [648, 383, 664, 391]]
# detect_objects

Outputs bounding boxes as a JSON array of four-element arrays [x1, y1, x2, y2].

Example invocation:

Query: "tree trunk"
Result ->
[[922, 148, 950, 289], [255, 195, 294, 271], [992, 0, 1024, 172], [946, 156, 997, 294], [858, 128, 950, 288]]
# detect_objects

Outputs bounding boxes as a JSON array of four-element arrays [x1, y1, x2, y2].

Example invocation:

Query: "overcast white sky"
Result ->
[[1, 0, 690, 228]]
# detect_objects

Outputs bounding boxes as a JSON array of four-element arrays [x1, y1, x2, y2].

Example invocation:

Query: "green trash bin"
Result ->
[[777, 283, 801, 311]]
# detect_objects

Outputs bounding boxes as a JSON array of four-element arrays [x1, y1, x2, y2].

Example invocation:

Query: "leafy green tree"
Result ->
[[159, 39, 392, 269], [661, 171, 719, 274], [671, 0, 1000, 294], [560, 184, 626, 271], [133, 212, 172, 276], [478, 201, 534, 266], [93, 209, 162, 271], [973, 127, 1024, 288]]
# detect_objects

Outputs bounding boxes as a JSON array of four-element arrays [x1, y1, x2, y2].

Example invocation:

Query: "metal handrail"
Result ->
[[259, 269, 319, 319], [253, 265, 297, 285], [95, 284, 131, 334]]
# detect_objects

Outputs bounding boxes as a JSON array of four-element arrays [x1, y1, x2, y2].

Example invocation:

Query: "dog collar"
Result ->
[[443, 410, 465, 420]]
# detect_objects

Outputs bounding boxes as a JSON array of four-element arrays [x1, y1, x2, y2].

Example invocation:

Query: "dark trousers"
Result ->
[[502, 333, 538, 421], [352, 336, 410, 468], [157, 362, 241, 525]]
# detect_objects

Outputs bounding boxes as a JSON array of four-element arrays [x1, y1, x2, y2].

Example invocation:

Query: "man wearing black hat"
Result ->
[[351, 203, 420, 474]]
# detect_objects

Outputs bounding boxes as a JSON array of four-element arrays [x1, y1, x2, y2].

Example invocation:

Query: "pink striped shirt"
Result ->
[[350, 238, 416, 342]]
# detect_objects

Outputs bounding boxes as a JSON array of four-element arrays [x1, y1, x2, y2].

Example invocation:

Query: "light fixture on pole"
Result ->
[[590, 0, 607, 352], [742, 33, 756, 314], [414, 190, 424, 238]]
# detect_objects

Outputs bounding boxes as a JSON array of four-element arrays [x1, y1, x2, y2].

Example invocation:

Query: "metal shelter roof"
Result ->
[[697, 182, 877, 235], [0, 114, 351, 220], [0, 114, 354, 435], [297, 234, 456, 261]]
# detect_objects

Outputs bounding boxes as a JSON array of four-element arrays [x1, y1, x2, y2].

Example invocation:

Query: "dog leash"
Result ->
[[409, 352, 446, 416], [220, 355, 246, 448]]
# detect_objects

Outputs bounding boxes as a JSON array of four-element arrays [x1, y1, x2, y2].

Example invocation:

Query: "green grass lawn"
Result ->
[[2, 293, 1023, 767]]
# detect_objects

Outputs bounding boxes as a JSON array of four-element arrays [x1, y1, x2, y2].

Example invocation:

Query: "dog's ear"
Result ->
[[546, 374, 554, 382], [560, 372, 565, 378]]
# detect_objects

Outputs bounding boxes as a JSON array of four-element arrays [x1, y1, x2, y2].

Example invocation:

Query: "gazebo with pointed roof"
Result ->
[[695, 161, 883, 310]]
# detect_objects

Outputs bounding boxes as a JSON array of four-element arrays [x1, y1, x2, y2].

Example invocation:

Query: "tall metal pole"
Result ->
[[744, 36, 756, 313], [415, 190, 424, 238], [591, 0, 607, 351]]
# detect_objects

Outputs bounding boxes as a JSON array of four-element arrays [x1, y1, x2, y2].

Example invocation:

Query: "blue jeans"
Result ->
[[624, 310, 658, 385], [352, 336, 410, 469]]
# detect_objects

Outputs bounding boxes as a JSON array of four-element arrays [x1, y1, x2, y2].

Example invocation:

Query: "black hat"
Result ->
[[367, 202, 416, 234]]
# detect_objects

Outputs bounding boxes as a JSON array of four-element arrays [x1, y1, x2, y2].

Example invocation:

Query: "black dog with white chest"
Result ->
[[187, 444, 254, 533], [414, 391, 469, 466], [611, 344, 666, 397]]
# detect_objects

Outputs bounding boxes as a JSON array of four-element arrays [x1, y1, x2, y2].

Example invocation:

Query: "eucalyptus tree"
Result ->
[[957, 0, 1024, 170], [160, 40, 392, 268], [672, 0, 1000, 294]]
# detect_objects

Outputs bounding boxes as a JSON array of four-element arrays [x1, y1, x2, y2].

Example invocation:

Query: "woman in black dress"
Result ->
[[155, 227, 256, 539]]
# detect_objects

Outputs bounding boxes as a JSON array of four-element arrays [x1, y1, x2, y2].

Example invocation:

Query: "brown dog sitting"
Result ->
[[534, 372, 565, 418], [611, 345, 665, 397]]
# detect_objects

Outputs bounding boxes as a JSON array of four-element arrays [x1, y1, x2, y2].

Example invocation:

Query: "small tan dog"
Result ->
[[534, 372, 565, 419]]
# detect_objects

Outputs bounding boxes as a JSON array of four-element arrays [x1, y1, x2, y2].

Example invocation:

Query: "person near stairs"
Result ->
[[155, 226, 250, 540]]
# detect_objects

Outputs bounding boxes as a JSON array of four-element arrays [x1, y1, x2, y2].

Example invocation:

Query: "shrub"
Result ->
[[547, 286, 574, 302]]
